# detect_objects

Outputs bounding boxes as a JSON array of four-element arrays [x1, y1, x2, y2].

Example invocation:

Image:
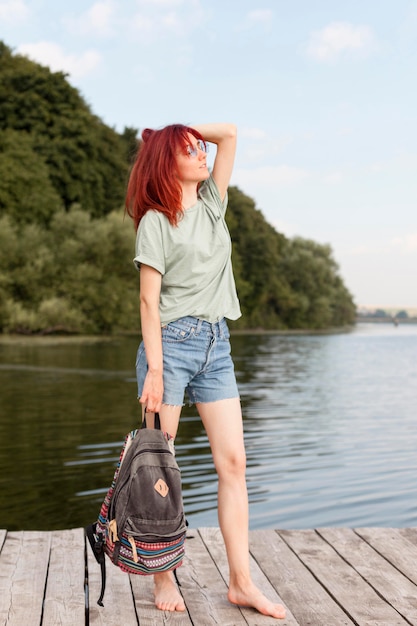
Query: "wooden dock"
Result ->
[[2, 526, 417, 625]]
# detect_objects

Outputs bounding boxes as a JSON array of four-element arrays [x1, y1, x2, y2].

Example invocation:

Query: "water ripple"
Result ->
[[1, 324, 417, 531]]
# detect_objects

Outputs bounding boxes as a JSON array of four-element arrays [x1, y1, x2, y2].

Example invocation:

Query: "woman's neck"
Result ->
[[181, 184, 198, 210]]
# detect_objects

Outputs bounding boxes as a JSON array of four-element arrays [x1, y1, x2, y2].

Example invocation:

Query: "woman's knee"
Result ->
[[216, 448, 247, 480]]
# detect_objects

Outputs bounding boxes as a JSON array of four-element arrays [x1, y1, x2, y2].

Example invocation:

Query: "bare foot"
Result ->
[[153, 571, 185, 612], [228, 581, 286, 619]]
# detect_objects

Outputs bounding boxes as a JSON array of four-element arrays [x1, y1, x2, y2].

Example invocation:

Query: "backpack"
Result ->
[[86, 413, 187, 606]]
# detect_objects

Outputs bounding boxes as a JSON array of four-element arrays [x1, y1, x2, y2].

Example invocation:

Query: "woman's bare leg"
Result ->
[[197, 398, 286, 620], [144, 404, 186, 612]]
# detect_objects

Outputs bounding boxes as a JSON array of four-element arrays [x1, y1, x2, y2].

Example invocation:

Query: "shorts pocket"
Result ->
[[162, 321, 195, 343]]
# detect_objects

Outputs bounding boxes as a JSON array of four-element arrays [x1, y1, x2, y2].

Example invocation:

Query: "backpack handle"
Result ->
[[142, 410, 161, 430]]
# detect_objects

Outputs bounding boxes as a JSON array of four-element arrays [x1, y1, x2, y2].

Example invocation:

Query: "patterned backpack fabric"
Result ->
[[86, 414, 187, 606]]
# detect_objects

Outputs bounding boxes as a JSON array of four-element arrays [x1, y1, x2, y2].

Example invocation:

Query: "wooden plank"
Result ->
[[251, 529, 354, 625], [42, 528, 86, 626], [0, 529, 6, 551], [199, 526, 297, 625], [129, 570, 192, 626], [319, 527, 417, 624], [86, 537, 138, 626], [355, 527, 417, 585], [397, 527, 417, 549], [175, 528, 248, 625], [0, 531, 50, 626], [4, 526, 417, 626], [280, 529, 409, 626]]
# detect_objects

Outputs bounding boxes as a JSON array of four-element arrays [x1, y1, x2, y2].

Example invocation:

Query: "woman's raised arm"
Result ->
[[191, 123, 237, 202]]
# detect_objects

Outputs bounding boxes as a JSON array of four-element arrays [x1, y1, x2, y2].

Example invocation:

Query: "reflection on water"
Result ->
[[1, 324, 417, 531]]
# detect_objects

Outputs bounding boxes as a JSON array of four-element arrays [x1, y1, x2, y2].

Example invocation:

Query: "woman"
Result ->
[[126, 122, 286, 619]]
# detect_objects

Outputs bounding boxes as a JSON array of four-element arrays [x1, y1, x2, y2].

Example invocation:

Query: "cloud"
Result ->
[[239, 128, 292, 162], [17, 42, 101, 79], [243, 139, 293, 162], [233, 165, 309, 187], [240, 127, 268, 140], [323, 171, 343, 185], [349, 233, 417, 256], [0, 0, 29, 21], [61, 0, 203, 44], [137, 0, 184, 6], [130, 0, 204, 40], [64, 0, 116, 37], [306, 21, 376, 62], [247, 9, 273, 26], [270, 218, 299, 238], [391, 233, 417, 252], [131, 13, 154, 36], [398, 0, 417, 43], [348, 244, 373, 256], [237, 9, 273, 31]]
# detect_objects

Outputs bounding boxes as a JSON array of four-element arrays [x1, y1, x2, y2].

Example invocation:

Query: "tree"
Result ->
[[0, 41, 356, 334], [0, 129, 62, 224], [279, 237, 356, 328], [0, 209, 138, 334], [0, 42, 135, 221], [227, 186, 294, 328]]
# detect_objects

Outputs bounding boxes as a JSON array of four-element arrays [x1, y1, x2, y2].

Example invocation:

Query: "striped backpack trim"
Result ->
[[86, 413, 187, 606]]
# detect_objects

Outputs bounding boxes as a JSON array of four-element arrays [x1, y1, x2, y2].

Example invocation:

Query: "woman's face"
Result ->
[[176, 133, 210, 184]]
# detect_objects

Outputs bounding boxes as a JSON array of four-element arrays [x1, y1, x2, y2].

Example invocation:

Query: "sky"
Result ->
[[2, 0, 417, 310]]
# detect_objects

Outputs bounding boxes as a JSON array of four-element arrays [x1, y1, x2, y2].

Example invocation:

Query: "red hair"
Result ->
[[125, 124, 205, 229]]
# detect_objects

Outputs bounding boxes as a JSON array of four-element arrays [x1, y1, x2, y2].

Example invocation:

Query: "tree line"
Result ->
[[0, 41, 356, 334]]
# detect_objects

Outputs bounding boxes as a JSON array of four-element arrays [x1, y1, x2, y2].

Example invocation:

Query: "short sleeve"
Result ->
[[133, 211, 165, 274], [199, 175, 228, 218]]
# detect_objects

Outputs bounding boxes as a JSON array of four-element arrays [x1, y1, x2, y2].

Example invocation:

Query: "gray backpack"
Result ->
[[86, 413, 187, 606]]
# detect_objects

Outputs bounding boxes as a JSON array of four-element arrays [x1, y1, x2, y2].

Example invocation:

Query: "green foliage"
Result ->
[[0, 210, 138, 334], [0, 129, 62, 224], [279, 237, 356, 329], [227, 187, 289, 328], [226, 188, 355, 329], [0, 42, 136, 221], [0, 40, 356, 333]]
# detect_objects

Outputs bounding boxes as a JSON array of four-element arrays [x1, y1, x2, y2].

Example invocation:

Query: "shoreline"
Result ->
[[0, 326, 356, 345], [356, 316, 417, 322], [1, 319, 417, 346]]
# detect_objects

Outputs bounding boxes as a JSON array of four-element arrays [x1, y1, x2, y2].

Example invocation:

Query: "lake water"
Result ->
[[1, 323, 417, 532]]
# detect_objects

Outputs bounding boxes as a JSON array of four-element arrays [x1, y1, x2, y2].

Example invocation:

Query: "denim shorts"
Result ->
[[135, 316, 239, 406]]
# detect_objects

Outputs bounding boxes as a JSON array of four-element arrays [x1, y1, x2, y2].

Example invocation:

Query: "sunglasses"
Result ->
[[186, 139, 209, 158]]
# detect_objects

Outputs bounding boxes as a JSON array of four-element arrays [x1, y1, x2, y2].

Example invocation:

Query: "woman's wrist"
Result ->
[[191, 123, 237, 144]]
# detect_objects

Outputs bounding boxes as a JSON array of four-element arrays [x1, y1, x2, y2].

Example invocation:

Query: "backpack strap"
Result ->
[[85, 523, 106, 606], [142, 410, 161, 430]]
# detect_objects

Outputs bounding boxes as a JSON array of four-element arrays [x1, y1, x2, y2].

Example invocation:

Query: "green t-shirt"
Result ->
[[133, 176, 241, 325]]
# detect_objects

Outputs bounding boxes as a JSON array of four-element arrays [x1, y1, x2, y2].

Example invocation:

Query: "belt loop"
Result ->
[[196, 318, 203, 334], [213, 319, 221, 338]]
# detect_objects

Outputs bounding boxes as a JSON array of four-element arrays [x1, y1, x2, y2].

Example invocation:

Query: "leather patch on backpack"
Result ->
[[154, 478, 169, 497]]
